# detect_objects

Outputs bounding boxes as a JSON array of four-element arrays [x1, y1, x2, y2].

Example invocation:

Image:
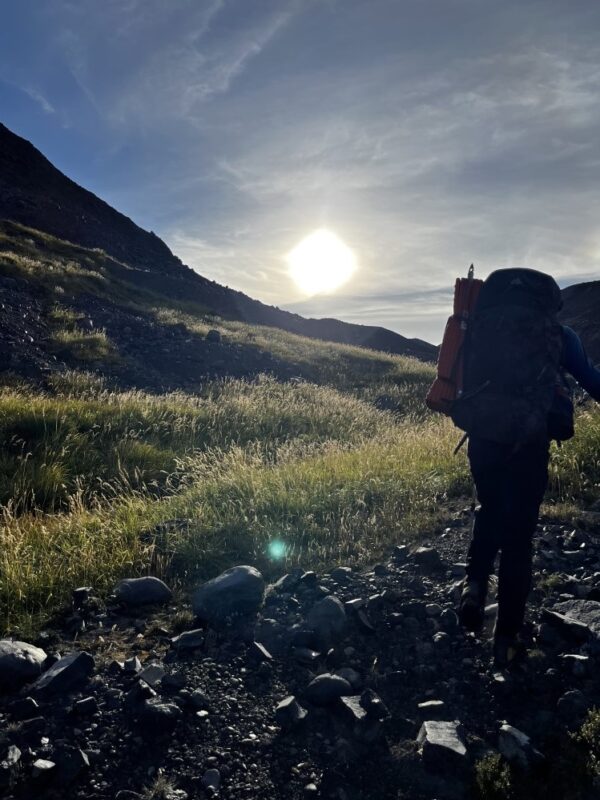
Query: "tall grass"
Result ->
[[0, 415, 468, 633], [0, 375, 394, 509], [2, 367, 599, 634]]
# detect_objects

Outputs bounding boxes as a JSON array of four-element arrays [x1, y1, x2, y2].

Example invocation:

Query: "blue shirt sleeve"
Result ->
[[562, 326, 600, 401]]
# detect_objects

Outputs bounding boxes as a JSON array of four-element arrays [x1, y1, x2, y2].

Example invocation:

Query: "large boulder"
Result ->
[[541, 608, 591, 642], [192, 565, 265, 624], [0, 640, 47, 692], [114, 576, 173, 607]]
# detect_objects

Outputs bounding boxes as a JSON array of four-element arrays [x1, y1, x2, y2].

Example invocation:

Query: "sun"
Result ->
[[286, 229, 357, 295]]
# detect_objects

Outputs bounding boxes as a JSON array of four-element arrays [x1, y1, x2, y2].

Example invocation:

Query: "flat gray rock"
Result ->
[[417, 720, 467, 770], [340, 695, 367, 723], [554, 599, 600, 638], [170, 629, 204, 651], [32, 759, 55, 778], [0, 640, 47, 692], [137, 663, 165, 687], [192, 565, 265, 624], [541, 607, 591, 641], [114, 576, 173, 607]]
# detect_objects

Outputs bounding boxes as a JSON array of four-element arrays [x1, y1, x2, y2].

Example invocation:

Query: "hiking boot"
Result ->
[[493, 633, 526, 669], [458, 578, 487, 632]]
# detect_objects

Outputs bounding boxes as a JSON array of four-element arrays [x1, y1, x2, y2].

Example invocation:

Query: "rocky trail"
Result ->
[[2, 507, 600, 800]]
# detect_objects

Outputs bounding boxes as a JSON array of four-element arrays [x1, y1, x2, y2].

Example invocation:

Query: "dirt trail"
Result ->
[[1, 506, 600, 799]]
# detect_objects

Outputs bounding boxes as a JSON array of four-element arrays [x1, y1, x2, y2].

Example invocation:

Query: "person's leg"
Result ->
[[460, 437, 514, 630], [495, 440, 550, 638], [465, 437, 514, 580]]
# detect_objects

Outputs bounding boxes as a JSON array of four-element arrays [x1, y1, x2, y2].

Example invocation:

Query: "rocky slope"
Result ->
[[0, 123, 436, 363], [2, 506, 600, 800], [0, 265, 294, 390]]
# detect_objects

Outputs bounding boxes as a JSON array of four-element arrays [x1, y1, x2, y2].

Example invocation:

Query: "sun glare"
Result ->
[[286, 229, 357, 295]]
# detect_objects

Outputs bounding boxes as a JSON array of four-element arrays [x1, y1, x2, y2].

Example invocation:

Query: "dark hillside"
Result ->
[[560, 280, 600, 364], [0, 123, 436, 362]]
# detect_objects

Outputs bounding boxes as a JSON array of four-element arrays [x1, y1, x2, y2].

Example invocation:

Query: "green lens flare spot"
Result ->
[[268, 540, 287, 560]]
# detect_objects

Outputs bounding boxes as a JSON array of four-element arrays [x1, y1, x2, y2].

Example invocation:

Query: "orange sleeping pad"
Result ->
[[426, 271, 483, 415]]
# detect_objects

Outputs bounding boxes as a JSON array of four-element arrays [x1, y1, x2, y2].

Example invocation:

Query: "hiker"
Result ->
[[428, 267, 600, 668], [458, 270, 600, 667]]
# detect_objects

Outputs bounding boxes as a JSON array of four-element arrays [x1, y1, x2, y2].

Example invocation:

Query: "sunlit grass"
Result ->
[[0, 415, 467, 634], [2, 379, 599, 635], [0, 374, 394, 510]]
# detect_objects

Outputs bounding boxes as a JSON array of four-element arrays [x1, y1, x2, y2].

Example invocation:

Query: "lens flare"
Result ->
[[268, 540, 287, 560]]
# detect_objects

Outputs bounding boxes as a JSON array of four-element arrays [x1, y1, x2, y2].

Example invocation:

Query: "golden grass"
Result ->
[[0, 414, 468, 634], [3, 386, 600, 636]]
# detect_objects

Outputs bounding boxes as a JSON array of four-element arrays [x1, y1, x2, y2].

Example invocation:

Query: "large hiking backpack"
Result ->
[[450, 268, 566, 444]]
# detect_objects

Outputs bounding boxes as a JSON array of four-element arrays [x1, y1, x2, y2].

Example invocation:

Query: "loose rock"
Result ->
[[305, 674, 352, 706], [275, 695, 308, 729], [498, 723, 543, 768], [31, 651, 95, 697], [114, 576, 173, 607], [0, 639, 47, 691], [417, 720, 467, 770], [306, 595, 347, 645], [192, 565, 265, 624]]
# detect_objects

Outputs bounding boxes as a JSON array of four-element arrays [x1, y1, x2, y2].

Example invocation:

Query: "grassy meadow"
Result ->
[[2, 364, 600, 634]]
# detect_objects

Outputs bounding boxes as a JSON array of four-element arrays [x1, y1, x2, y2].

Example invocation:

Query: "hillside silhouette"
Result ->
[[0, 123, 436, 365], [560, 281, 600, 363]]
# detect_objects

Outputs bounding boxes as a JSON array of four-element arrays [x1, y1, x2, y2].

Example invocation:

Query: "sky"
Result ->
[[2, 0, 600, 343]]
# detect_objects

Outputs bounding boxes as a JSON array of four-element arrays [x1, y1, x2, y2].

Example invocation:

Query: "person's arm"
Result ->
[[562, 326, 600, 402]]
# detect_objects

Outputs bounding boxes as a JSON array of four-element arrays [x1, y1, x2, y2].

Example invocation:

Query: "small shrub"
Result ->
[[50, 328, 119, 363], [473, 753, 513, 800], [576, 707, 600, 777], [537, 572, 566, 596]]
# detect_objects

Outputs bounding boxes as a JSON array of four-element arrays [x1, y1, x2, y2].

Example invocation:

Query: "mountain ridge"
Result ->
[[0, 122, 436, 362], [559, 280, 600, 364]]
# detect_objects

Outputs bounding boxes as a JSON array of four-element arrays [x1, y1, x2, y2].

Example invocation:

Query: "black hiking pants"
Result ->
[[465, 436, 550, 637]]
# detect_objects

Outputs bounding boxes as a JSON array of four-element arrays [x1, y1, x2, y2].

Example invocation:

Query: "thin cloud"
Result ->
[[22, 85, 55, 114]]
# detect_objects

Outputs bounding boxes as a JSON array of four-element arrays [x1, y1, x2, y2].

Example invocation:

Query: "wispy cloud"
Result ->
[[52, 0, 303, 127], [22, 85, 55, 114], [3, 0, 600, 342]]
